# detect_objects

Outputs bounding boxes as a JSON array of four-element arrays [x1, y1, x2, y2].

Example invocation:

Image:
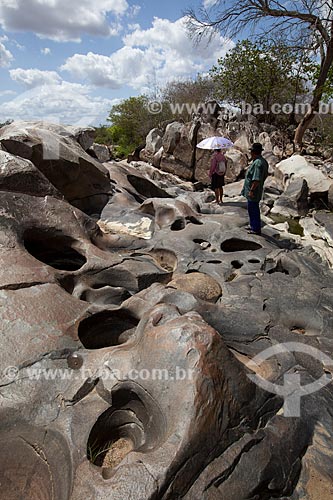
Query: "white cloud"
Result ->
[[61, 16, 234, 91], [0, 80, 116, 125], [127, 4, 141, 18], [203, 0, 219, 8], [10, 68, 62, 88], [0, 0, 129, 42], [0, 89, 16, 97], [128, 23, 141, 32], [0, 40, 13, 67], [41, 47, 51, 55]]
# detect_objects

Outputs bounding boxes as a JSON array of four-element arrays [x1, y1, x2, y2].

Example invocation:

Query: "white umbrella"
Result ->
[[196, 136, 234, 149]]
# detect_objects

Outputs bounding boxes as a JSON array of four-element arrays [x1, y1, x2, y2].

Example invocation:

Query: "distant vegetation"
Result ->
[[95, 34, 333, 155], [94, 76, 216, 157], [186, 0, 333, 146]]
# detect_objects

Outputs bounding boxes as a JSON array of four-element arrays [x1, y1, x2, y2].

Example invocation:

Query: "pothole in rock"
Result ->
[[87, 382, 166, 474], [291, 326, 306, 335], [221, 238, 262, 252], [248, 258, 261, 264], [266, 258, 300, 277], [171, 219, 186, 231], [24, 229, 86, 271], [193, 239, 211, 249], [149, 248, 178, 272], [231, 260, 244, 269], [78, 309, 139, 349], [207, 260, 222, 264], [79, 287, 132, 306], [187, 216, 203, 225]]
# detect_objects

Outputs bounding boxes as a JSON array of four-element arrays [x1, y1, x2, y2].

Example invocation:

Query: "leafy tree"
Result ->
[[106, 78, 217, 155], [94, 125, 114, 145], [162, 75, 217, 121], [186, 0, 333, 146], [107, 95, 171, 156], [210, 39, 310, 125]]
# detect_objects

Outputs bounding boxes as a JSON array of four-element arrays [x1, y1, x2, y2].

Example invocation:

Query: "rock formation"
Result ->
[[140, 104, 291, 184], [0, 121, 333, 500]]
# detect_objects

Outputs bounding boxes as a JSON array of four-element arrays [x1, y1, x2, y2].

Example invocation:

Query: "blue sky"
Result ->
[[0, 0, 233, 126]]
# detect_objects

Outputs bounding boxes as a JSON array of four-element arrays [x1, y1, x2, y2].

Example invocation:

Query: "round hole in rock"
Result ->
[[79, 287, 132, 306], [171, 218, 186, 231], [78, 309, 139, 349], [290, 326, 306, 335], [248, 258, 261, 264], [193, 239, 211, 249], [265, 258, 300, 277], [231, 260, 243, 269], [221, 238, 262, 252], [24, 229, 86, 271], [149, 248, 178, 272], [187, 216, 203, 225], [87, 382, 166, 470]]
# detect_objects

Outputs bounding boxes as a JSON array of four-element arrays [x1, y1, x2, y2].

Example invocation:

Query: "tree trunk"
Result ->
[[294, 39, 333, 146], [294, 108, 316, 146]]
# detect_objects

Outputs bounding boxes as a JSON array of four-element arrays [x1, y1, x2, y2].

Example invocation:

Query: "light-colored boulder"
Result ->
[[91, 143, 111, 163], [271, 178, 309, 217], [233, 130, 251, 153], [274, 155, 332, 195], [162, 122, 184, 154], [160, 155, 192, 180], [258, 132, 273, 152], [145, 128, 163, 155], [153, 146, 163, 168], [225, 148, 248, 183], [300, 213, 333, 267], [328, 183, 333, 210], [140, 128, 163, 163], [173, 123, 194, 165], [66, 125, 95, 151]]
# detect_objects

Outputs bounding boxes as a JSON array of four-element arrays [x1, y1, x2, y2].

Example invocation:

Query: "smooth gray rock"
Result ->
[[271, 178, 309, 217]]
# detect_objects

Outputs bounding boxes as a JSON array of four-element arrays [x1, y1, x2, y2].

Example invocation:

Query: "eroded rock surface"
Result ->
[[0, 121, 333, 500]]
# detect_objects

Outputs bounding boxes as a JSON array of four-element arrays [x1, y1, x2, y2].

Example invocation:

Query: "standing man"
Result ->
[[241, 143, 268, 235]]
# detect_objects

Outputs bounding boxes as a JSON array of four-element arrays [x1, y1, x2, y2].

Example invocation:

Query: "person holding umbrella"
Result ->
[[196, 136, 233, 204], [241, 143, 269, 235], [208, 148, 227, 204]]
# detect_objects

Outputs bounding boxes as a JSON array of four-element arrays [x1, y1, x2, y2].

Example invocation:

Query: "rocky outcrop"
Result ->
[[274, 155, 333, 198], [139, 107, 285, 184], [0, 150, 62, 198], [271, 178, 309, 217], [0, 121, 112, 215], [89, 143, 112, 163], [1, 121, 333, 500], [140, 128, 163, 163]]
